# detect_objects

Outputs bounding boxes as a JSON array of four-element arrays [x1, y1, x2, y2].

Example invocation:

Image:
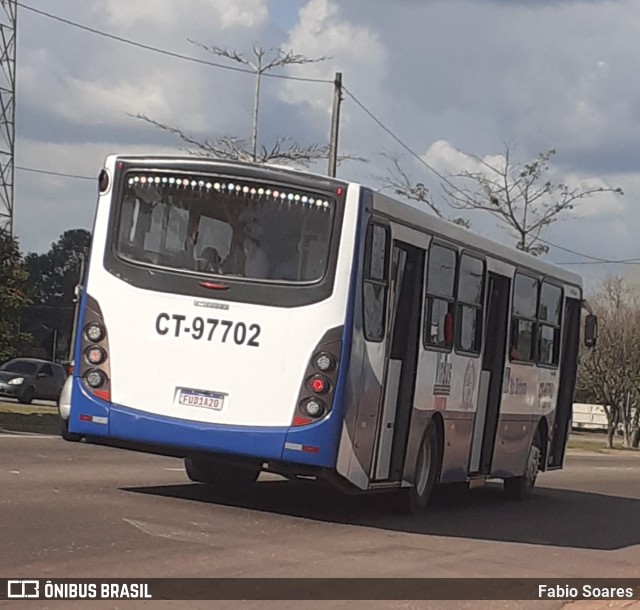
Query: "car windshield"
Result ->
[[1, 360, 38, 375], [115, 171, 337, 283]]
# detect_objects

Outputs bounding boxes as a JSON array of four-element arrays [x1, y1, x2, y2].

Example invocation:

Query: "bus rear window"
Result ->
[[115, 172, 336, 283]]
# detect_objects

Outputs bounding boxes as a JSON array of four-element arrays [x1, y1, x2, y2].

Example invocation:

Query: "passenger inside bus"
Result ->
[[271, 237, 302, 280], [242, 219, 270, 277], [199, 247, 225, 274], [220, 215, 270, 279]]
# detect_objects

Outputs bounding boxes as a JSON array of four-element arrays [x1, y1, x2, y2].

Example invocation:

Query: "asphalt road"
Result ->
[[1, 432, 640, 610]]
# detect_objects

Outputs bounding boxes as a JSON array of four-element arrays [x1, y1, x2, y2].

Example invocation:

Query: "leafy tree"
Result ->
[[22, 229, 90, 361], [0, 229, 30, 362], [24, 229, 90, 307], [384, 144, 623, 255]]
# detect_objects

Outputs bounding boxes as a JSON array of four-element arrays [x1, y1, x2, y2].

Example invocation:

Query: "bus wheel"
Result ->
[[397, 421, 441, 515], [503, 434, 542, 501], [184, 457, 260, 486]]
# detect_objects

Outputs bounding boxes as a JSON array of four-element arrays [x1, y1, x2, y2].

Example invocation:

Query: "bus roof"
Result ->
[[108, 155, 582, 288], [371, 189, 582, 287]]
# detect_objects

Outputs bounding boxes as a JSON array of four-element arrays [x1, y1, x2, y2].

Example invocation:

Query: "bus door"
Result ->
[[547, 297, 581, 469], [469, 273, 511, 475], [371, 241, 424, 482]]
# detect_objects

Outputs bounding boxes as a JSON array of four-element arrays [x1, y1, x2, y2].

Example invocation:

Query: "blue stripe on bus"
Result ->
[[281, 187, 363, 468], [108, 404, 290, 460]]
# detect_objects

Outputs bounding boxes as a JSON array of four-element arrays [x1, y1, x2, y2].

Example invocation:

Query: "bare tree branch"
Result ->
[[377, 152, 470, 227], [131, 113, 365, 168], [181, 42, 330, 161]]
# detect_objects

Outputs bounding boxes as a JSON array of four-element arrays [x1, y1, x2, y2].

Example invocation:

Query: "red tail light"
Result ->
[[308, 375, 329, 394]]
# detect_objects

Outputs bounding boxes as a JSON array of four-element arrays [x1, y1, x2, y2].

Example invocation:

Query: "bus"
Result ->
[[66, 155, 596, 514]]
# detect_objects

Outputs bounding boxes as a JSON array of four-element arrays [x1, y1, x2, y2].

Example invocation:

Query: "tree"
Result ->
[[135, 44, 340, 167], [24, 229, 90, 307], [384, 145, 623, 255], [22, 229, 90, 361], [0, 229, 30, 362], [576, 276, 640, 448], [378, 151, 469, 227]]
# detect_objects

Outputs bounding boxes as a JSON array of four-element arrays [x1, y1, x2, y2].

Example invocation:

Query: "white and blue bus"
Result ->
[[66, 155, 595, 513]]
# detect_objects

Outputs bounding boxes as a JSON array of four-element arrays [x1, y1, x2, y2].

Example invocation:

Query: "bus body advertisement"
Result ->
[[68, 155, 590, 513]]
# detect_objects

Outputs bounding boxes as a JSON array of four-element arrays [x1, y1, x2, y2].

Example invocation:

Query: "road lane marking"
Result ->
[[123, 518, 221, 546]]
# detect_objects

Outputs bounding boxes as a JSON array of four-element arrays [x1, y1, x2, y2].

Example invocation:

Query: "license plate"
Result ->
[[174, 387, 226, 410]]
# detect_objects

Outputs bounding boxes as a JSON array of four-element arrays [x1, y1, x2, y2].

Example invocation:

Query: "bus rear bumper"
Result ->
[[69, 379, 339, 467], [109, 404, 289, 461]]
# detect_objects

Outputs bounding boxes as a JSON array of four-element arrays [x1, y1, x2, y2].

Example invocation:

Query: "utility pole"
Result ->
[[327, 72, 342, 178], [0, 0, 17, 235]]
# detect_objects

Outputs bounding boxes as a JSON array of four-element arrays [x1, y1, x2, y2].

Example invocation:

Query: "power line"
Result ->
[[17, 1, 332, 85], [18, 3, 640, 267], [15, 165, 94, 180], [342, 88, 639, 267], [537, 237, 640, 265], [17, 161, 640, 265], [19, 2, 449, 187], [343, 85, 453, 187]]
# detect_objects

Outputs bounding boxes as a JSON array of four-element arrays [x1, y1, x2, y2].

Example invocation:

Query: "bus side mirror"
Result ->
[[584, 314, 598, 348]]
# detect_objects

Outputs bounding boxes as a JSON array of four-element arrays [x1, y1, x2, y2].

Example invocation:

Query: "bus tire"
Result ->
[[184, 457, 260, 486], [59, 417, 82, 442], [503, 432, 541, 501], [397, 421, 441, 515]]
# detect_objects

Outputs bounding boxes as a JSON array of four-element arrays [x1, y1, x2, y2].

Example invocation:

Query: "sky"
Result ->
[[9, 0, 640, 287]]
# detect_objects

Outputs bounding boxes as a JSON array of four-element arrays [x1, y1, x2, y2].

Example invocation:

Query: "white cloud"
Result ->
[[98, 0, 269, 31], [15, 139, 183, 253], [279, 0, 388, 116], [12, 0, 640, 288]]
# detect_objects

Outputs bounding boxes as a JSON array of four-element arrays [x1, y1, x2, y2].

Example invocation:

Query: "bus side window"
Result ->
[[537, 282, 563, 366], [510, 273, 539, 362], [456, 254, 485, 354], [424, 243, 457, 350], [362, 222, 390, 342]]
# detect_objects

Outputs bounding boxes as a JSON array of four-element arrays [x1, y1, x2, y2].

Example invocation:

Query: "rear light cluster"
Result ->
[[79, 295, 111, 402], [292, 328, 342, 427]]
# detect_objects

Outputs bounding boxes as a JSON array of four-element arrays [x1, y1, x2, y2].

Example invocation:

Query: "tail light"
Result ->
[[79, 294, 111, 402], [291, 326, 342, 427], [307, 374, 330, 394]]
